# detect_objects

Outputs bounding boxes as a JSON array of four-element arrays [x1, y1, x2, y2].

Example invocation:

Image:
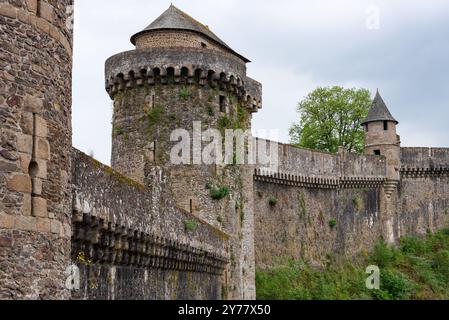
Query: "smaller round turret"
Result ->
[[362, 90, 401, 181]]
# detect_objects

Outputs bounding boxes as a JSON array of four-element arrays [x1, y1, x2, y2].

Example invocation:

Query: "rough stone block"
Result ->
[[17, 134, 33, 154], [50, 220, 62, 235], [35, 115, 48, 138], [20, 112, 34, 135], [32, 197, 47, 218], [63, 223, 71, 238], [0, 213, 14, 229], [36, 138, 50, 160], [24, 95, 43, 114], [36, 218, 51, 233], [39, 2, 55, 23], [26, 0, 38, 14], [0, 160, 19, 173], [19, 152, 32, 174], [36, 16, 51, 33], [7, 174, 32, 193], [23, 193, 32, 216], [0, 235, 12, 247], [15, 216, 36, 232], [0, 4, 18, 19], [32, 178, 43, 196]]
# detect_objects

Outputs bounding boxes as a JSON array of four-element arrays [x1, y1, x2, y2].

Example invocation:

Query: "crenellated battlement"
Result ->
[[105, 48, 261, 112]]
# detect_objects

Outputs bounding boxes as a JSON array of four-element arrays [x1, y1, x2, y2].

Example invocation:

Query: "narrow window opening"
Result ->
[[383, 121, 388, 131], [189, 199, 193, 214], [152, 142, 156, 162], [374, 150, 381, 156], [29, 161, 39, 177], [219, 95, 226, 113], [37, 0, 42, 17], [151, 94, 155, 109], [365, 123, 369, 132], [283, 145, 288, 157]]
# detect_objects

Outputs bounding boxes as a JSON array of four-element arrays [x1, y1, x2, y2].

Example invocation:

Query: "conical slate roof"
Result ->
[[362, 90, 398, 125], [130, 4, 250, 62]]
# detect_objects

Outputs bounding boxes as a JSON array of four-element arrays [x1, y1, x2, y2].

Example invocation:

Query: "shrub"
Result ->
[[146, 105, 163, 126], [376, 270, 415, 300], [329, 219, 337, 229], [179, 86, 190, 100], [184, 219, 198, 232], [210, 186, 230, 200], [218, 116, 231, 129], [268, 197, 277, 207], [114, 126, 124, 137], [371, 240, 399, 268], [400, 236, 427, 255]]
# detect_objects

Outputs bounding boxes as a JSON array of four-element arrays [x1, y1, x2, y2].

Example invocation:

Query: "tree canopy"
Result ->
[[289, 86, 372, 154]]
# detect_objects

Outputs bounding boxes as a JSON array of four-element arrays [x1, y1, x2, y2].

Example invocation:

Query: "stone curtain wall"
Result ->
[[254, 142, 384, 267], [253, 144, 449, 268], [0, 0, 73, 299], [71, 149, 229, 300], [254, 183, 381, 268], [396, 147, 449, 238]]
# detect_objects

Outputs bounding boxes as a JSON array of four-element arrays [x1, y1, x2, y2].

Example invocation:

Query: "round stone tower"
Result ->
[[362, 90, 401, 243], [0, 1, 73, 298], [105, 5, 262, 299], [362, 90, 401, 182]]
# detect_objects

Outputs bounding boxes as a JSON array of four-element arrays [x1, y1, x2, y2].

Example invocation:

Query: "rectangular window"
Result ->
[[219, 95, 226, 113], [189, 199, 193, 214], [374, 150, 381, 156], [383, 121, 388, 131], [365, 123, 369, 132], [151, 94, 155, 109]]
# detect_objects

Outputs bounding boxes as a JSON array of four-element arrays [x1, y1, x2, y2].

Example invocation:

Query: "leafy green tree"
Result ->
[[289, 86, 371, 153]]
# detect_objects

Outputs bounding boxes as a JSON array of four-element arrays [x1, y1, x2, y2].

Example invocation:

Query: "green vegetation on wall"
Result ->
[[184, 219, 198, 232], [256, 228, 449, 300]]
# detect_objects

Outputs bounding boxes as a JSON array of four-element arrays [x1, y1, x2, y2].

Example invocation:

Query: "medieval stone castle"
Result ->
[[1, 2, 448, 300]]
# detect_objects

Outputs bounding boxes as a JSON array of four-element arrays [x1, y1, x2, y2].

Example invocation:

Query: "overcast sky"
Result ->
[[72, 0, 449, 165]]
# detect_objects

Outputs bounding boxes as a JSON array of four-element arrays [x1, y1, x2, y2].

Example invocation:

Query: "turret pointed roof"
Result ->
[[362, 90, 398, 125], [130, 4, 250, 62]]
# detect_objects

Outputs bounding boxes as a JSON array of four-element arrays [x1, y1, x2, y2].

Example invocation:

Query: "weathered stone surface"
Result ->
[[36, 217, 51, 233], [25, 0, 37, 14], [7, 174, 32, 193], [0, 0, 73, 300], [23, 94, 43, 114], [0, 160, 19, 173], [14, 216, 36, 232], [35, 138, 50, 160], [0, 213, 14, 229], [16, 134, 33, 154], [20, 112, 34, 135], [35, 115, 47, 138], [32, 197, 47, 218]]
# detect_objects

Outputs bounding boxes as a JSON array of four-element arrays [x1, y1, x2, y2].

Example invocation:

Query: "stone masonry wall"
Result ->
[[71, 149, 229, 300], [0, 0, 73, 299], [254, 144, 449, 269], [395, 147, 449, 239], [254, 183, 382, 268], [254, 143, 385, 267]]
